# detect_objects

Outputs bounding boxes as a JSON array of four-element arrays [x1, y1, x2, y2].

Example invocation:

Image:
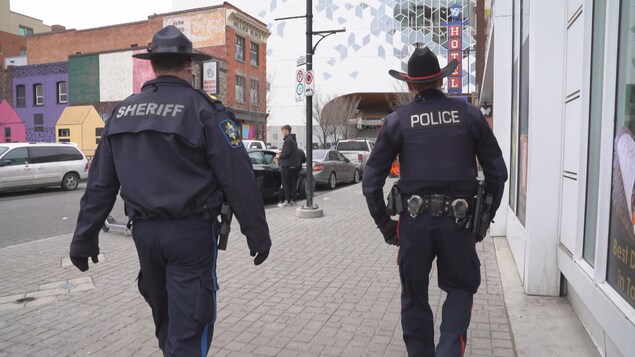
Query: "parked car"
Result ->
[[310, 149, 360, 190], [243, 140, 267, 149], [247, 149, 309, 199], [334, 138, 374, 177], [0, 142, 89, 192]]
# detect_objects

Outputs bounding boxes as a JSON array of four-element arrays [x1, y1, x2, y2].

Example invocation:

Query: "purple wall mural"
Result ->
[[12, 62, 68, 142]]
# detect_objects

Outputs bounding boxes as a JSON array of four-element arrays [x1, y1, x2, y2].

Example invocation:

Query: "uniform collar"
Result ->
[[415, 89, 447, 101], [141, 76, 192, 90]]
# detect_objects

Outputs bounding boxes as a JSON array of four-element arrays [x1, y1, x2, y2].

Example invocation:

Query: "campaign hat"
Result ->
[[388, 46, 458, 84], [133, 25, 211, 61]]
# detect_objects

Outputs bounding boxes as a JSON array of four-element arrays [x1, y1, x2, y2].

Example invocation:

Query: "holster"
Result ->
[[386, 184, 404, 216], [218, 202, 233, 251]]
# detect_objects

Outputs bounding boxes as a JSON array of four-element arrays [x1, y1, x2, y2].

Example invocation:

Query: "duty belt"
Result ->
[[405, 193, 470, 219]]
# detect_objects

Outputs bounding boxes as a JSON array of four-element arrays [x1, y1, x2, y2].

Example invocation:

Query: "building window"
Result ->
[[34, 114, 44, 132], [235, 75, 245, 103], [583, 0, 607, 266], [15, 85, 26, 107], [19, 26, 34, 36], [59, 139, 70, 143], [608, 0, 635, 309], [236, 35, 245, 61], [58, 128, 70, 137], [4, 127, 11, 140], [33, 84, 44, 106], [20, 48, 26, 56], [57, 81, 67, 103], [95, 127, 104, 144], [516, 0, 530, 225], [250, 80, 259, 105], [250, 42, 259, 66]]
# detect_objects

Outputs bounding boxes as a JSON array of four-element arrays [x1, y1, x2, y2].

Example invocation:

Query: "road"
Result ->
[[0, 183, 125, 249], [0, 182, 347, 249]]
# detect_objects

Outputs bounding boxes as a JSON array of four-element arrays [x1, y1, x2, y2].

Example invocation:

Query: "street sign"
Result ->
[[304, 70, 314, 97], [297, 55, 306, 67], [295, 69, 305, 102]]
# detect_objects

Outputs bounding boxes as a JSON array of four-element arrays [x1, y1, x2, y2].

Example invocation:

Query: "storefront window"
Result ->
[[517, 0, 530, 224], [509, 0, 520, 212], [583, 0, 607, 266], [608, 0, 635, 308]]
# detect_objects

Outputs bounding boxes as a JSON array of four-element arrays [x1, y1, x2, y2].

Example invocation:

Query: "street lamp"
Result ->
[[275, 0, 345, 217]]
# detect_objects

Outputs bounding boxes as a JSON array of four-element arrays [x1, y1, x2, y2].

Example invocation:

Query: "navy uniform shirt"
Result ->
[[362, 89, 508, 228], [71, 76, 271, 257]]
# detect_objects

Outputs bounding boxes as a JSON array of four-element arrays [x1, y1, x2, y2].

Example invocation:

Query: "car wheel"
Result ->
[[61, 173, 79, 191], [351, 169, 360, 183], [297, 177, 307, 199], [327, 172, 337, 190]]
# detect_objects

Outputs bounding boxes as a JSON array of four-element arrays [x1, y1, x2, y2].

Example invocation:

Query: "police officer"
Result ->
[[69, 26, 271, 356], [362, 46, 507, 356]]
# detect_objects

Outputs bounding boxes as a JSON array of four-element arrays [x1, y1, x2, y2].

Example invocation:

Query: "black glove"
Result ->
[[250, 249, 270, 265], [379, 220, 399, 246], [70, 255, 99, 272]]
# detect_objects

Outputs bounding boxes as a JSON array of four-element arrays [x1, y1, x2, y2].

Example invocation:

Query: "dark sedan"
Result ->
[[247, 149, 308, 200]]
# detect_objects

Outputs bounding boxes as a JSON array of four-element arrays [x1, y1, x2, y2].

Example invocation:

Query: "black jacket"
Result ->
[[279, 134, 299, 168], [362, 89, 508, 229], [71, 76, 271, 257]]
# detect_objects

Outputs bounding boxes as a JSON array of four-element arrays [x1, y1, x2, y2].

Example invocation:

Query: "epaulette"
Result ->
[[196, 89, 226, 112]]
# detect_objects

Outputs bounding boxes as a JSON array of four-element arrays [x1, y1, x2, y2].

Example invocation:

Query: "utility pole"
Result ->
[[275, 0, 345, 217]]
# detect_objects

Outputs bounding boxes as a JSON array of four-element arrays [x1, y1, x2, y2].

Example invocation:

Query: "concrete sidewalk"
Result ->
[[0, 180, 597, 356]]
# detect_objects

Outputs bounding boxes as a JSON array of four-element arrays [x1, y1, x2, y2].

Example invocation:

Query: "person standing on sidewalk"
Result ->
[[68, 25, 271, 357], [276, 125, 299, 207], [362, 46, 507, 357]]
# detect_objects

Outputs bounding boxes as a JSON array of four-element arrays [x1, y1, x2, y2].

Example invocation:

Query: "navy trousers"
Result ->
[[133, 215, 218, 357], [397, 213, 481, 357]]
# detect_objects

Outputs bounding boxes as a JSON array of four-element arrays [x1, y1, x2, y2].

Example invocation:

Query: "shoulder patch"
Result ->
[[220, 119, 243, 148]]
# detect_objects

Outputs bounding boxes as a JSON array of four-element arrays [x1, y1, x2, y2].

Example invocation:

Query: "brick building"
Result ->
[[0, 0, 51, 69], [0, 30, 26, 69], [25, 2, 269, 140]]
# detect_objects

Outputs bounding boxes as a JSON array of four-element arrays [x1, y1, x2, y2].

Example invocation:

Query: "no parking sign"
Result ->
[[295, 69, 305, 102], [304, 70, 314, 97]]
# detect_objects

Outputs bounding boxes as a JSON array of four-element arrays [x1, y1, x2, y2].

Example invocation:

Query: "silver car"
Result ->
[[310, 149, 360, 189], [0, 142, 89, 192]]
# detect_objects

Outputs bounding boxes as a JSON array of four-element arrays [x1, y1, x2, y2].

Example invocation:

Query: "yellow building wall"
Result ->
[[80, 107, 105, 157], [55, 123, 82, 146]]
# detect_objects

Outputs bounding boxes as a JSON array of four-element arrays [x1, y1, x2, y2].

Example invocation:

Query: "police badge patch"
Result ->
[[220, 119, 243, 148]]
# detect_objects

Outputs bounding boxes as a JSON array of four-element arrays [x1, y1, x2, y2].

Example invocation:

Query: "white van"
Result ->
[[0, 142, 89, 192], [242, 140, 266, 149]]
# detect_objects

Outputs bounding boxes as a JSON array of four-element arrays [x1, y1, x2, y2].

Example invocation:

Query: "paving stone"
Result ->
[[0, 180, 516, 356]]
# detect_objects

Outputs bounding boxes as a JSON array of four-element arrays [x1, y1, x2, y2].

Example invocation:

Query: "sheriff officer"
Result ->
[[69, 26, 271, 356], [362, 46, 508, 356]]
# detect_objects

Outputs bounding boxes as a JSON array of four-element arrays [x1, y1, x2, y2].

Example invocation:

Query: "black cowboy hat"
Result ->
[[133, 25, 211, 61], [388, 46, 458, 84]]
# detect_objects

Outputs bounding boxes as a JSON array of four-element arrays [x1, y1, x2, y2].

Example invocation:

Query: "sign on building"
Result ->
[[203, 61, 218, 95], [447, 3, 463, 95]]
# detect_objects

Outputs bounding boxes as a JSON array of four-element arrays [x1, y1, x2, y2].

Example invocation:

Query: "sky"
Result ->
[[10, 0, 175, 30]]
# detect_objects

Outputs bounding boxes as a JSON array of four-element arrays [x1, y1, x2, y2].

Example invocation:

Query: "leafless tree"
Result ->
[[312, 94, 361, 148], [312, 93, 336, 148], [248, 70, 276, 141], [386, 82, 413, 111], [330, 95, 361, 140]]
